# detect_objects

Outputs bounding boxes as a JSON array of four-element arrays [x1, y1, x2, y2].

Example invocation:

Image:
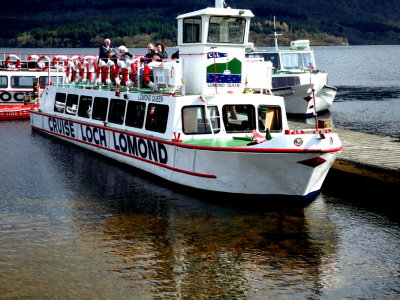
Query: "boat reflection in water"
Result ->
[[101, 196, 339, 298]]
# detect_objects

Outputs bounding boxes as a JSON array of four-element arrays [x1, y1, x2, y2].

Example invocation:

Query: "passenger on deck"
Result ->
[[143, 43, 155, 64], [99, 38, 113, 62], [118, 46, 133, 63], [154, 42, 168, 61]]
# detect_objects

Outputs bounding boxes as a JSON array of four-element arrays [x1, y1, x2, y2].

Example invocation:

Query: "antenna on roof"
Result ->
[[215, 0, 227, 8], [271, 16, 282, 50]]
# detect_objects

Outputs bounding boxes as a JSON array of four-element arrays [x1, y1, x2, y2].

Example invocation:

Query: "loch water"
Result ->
[[0, 46, 399, 299]]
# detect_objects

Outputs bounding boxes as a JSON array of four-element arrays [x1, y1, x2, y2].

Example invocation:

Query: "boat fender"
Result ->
[[37, 55, 51, 70], [5, 54, 21, 69]]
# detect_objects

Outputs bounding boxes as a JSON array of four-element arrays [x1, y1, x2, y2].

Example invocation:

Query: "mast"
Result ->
[[272, 16, 282, 50]]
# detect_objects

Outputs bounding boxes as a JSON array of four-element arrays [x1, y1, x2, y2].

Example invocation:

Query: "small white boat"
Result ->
[[246, 33, 337, 117], [30, 0, 342, 199]]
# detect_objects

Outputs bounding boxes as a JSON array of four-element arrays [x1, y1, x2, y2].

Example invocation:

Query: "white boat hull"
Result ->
[[31, 111, 341, 198], [273, 83, 337, 117]]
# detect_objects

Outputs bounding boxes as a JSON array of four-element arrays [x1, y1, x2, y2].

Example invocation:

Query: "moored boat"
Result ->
[[1, 53, 74, 120], [30, 0, 343, 199], [246, 32, 337, 117]]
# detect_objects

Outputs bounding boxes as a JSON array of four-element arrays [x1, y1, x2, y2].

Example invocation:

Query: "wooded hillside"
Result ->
[[0, 0, 399, 47]]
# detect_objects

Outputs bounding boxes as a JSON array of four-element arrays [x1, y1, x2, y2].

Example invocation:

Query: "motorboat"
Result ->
[[246, 32, 337, 117], [30, 0, 342, 198]]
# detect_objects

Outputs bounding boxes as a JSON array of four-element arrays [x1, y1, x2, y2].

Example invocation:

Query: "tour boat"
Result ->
[[30, 0, 343, 199], [0, 53, 70, 120], [246, 32, 337, 117]]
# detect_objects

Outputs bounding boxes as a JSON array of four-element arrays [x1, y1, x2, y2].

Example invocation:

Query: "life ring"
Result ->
[[101, 61, 111, 86], [142, 65, 154, 88], [5, 54, 21, 69], [65, 60, 76, 84], [87, 60, 97, 84], [37, 55, 51, 69], [51, 55, 69, 70], [106, 60, 121, 86]]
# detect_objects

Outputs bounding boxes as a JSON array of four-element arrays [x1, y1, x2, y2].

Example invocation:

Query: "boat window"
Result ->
[[281, 53, 314, 70], [54, 93, 66, 113], [39, 76, 64, 86], [272, 76, 301, 89], [222, 105, 255, 133], [108, 99, 126, 125], [77, 95, 93, 118], [208, 16, 246, 44], [125, 101, 146, 128], [145, 103, 169, 133], [247, 53, 281, 70], [11, 76, 34, 89], [65, 94, 79, 115], [258, 105, 282, 132], [0, 76, 7, 88], [182, 105, 220, 134], [183, 17, 202, 43], [92, 97, 109, 121]]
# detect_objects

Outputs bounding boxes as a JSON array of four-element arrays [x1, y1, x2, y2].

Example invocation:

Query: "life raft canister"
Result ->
[[5, 54, 21, 69]]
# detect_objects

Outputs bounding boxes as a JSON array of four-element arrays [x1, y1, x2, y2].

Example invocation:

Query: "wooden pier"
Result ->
[[289, 120, 400, 185]]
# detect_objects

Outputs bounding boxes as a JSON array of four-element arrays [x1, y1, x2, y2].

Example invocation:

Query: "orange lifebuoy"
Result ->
[[5, 54, 21, 69]]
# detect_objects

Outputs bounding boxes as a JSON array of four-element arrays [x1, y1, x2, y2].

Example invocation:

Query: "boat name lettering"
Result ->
[[80, 124, 107, 147], [48, 117, 75, 138], [137, 94, 164, 103], [207, 83, 241, 88], [112, 132, 168, 164]]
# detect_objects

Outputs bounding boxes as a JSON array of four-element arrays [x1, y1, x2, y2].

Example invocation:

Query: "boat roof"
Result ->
[[177, 7, 254, 19]]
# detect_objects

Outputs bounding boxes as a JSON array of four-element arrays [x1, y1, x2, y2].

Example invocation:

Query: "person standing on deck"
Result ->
[[99, 38, 113, 62]]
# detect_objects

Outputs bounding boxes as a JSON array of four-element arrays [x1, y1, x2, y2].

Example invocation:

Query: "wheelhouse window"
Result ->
[[182, 105, 220, 134], [0, 76, 7, 88], [77, 95, 93, 118], [208, 16, 246, 44], [65, 94, 79, 115], [272, 76, 301, 89], [222, 105, 255, 132], [258, 105, 282, 132], [145, 104, 169, 133], [281, 53, 315, 70], [11, 76, 34, 88], [39, 76, 63, 86], [183, 17, 202, 43], [54, 93, 66, 113], [92, 97, 108, 121], [108, 99, 126, 125], [125, 101, 146, 128]]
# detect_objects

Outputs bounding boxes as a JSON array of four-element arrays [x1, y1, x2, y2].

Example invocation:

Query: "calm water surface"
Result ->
[[0, 46, 399, 298]]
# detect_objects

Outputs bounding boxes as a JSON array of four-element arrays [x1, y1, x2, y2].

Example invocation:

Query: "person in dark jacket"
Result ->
[[143, 43, 155, 64], [99, 38, 113, 62], [154, 42, 168, 61]]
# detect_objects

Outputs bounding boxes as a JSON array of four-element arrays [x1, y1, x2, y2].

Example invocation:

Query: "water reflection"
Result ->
[[99, 196, 338, 298]]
